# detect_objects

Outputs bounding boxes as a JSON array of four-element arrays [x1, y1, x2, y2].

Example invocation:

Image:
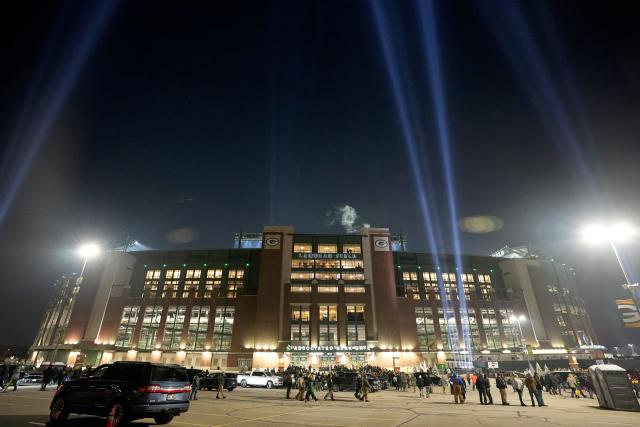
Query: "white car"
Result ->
[[237, 371, 282, 389]]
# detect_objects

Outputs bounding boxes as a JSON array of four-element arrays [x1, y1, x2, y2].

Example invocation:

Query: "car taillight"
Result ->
[[137, 384, 191, 393]]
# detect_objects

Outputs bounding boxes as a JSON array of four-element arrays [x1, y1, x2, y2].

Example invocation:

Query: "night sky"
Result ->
[[1, 1, 639, 350]]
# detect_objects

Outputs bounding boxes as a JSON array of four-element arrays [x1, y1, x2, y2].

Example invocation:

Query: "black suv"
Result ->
[[49, 362, 190, 425], [198, 373, 237, 391]]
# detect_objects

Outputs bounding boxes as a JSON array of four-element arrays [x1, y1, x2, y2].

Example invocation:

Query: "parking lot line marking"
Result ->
[[171, 421, 211, 427], [212, 406, 322, 427]]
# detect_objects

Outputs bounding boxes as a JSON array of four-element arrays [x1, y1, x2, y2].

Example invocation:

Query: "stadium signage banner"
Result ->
[[615, 299, 640, 328]]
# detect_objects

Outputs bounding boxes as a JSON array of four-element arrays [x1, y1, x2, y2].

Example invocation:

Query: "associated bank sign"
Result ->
[[286, 345, 370, 352], [295, 253, 359, 260]]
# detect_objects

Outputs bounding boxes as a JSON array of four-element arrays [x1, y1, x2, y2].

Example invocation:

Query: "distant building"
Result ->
[[30, 226, 600, 370]]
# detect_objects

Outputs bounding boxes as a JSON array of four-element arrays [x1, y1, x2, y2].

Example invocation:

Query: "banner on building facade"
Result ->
[[615, 299, 640, 328]]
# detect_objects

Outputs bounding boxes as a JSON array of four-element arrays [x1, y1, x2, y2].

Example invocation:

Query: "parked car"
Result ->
[[18, 371, 43, 385], [412, 372, 441, 385], [49, 361, 190, 425], [332, 372, 379, 392], [237, 371, 282, 389], [199, 372, 237, 391]]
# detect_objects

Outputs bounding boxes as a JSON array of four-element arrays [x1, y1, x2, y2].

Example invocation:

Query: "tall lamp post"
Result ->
[[630, 343, 637, 356]]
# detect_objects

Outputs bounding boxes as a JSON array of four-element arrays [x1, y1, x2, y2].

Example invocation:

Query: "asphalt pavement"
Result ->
[[0, 384, 638, 427]]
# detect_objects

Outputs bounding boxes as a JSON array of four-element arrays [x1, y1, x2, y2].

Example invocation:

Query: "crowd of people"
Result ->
[[272, 365, 640, 407], [0, 362, 90, 393]]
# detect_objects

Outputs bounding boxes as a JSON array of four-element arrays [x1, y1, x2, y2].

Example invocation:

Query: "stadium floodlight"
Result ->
[[77, 242, 101, 276]]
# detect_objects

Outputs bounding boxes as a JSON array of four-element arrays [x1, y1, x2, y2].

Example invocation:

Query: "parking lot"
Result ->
[[0, 384, 638, 427]]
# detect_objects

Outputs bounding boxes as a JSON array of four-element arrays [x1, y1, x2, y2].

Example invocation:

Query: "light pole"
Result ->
[[510, 315, 530, 364], [613, 346, 619, 356], [630, 343, 636, 356]]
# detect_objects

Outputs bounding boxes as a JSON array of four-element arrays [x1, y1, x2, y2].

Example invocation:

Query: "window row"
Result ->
[[293, 243, 361, 254], [403, 271, 492, 284], [116, 305, 235, 352], [291, 259, 364, 269], [290, 272, 364, 281], [291, 304, 366, 344], [414, 306, 521, 351], [290, 284, 365, 293]]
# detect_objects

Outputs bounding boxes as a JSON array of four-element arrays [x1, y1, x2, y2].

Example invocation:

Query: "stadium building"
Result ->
[[30, 226, 602, 371]]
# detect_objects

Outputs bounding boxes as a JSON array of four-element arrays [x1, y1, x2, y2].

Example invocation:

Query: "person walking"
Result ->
[[567, 373, 578, 398], [534, 373, 546, 406], [354, 373, 362, 400], [476, 372, 487, 404], [483, 374, 494, 404], [459, 375, 467, 403], [190, 373, 200, 401], [424, 373, 432, 398], [284, 372, 293, 399], [496, 373, 510, 405], [630, 369, 640, 398], [295, 374, 305, 401], [216, 370, 226, 399], [41, 364, 53, 391], [512, 375, 526, 406], [452, 374, 462, 404], [525, 373, 539, 407], [441, 374, 448, 394], [304, 373, 318, 402], [360, 372, 370, 402], [324, 370, 335, 401], [2, 367, 20, 392], [471, 372, 477, 391], [417, 374, 424, 398]]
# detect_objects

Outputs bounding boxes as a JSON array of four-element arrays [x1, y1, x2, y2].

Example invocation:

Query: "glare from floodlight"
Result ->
[[77, 243, 101, 259], [581, 224, 607, 244], [610, 223, 635, 242], [581, 222, 636, 244]]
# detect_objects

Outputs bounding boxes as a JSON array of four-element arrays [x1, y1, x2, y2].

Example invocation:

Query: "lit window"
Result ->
[[294, 243, 312, 253], [291, 284, 312, 293], [316, 272, 340, 281], [162, 306, 186, 350], [291, 305, 310, 322], [317, 286, 338, 293], [226, 269, 245, 298], [186, 306, 209, 350], [212, 306, 234, 351], [315, 259, 340, 269], [317, 244, 337, 253], [345, 306, 366, 343], [204, 269, 223, 298], [138, 306, 163, 350], [144, 270, 162, 298], [164, 269, 182, 298], [291, 272, 313, 280], [343, 272, 364, 281], [341, 260, 363, 269], [292, 259, 314, 269], [415, 307, 436, 351], [116, 306, 140, 347], [342, 244, 361, 254], [344, 285, 365, 293]]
